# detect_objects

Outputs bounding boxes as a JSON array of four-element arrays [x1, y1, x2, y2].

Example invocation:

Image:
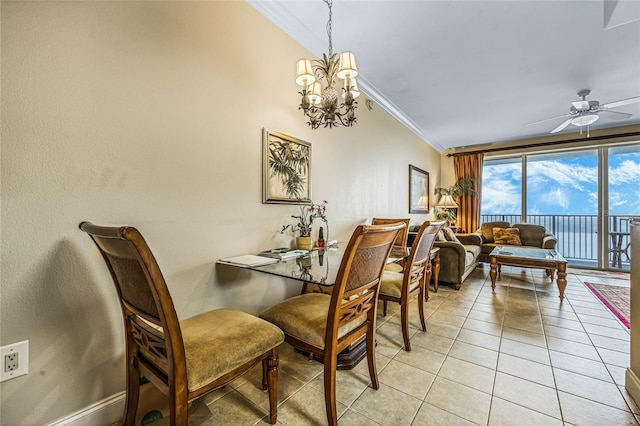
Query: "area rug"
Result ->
[[584, 282, 630, 329]]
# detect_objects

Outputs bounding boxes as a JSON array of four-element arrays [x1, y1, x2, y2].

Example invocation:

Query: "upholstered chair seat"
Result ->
[[181, 309, 284, 391], [379, 270, 420, 298], [260, 293, 367, 350], [383, 262, 404, 273]]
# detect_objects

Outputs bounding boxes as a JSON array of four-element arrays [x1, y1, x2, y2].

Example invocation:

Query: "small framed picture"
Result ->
[[409, 165, 429, 213], [262, 128, 312, 204]]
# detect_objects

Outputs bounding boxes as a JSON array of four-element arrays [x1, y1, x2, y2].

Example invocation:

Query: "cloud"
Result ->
[[540, 187, 569, 209], [610, 159, 640, 185]]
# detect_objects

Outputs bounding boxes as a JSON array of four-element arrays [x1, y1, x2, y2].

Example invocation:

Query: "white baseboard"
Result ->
[[626, 368, 640, 408], [47, 391, 125, 426]]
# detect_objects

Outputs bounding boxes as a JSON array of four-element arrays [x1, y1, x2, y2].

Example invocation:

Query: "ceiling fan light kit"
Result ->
[[295, 0, 359, 129], [526, 89, 640, 135]]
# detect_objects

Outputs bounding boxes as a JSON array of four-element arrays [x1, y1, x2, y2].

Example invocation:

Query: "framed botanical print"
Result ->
[[409, 165, 429, 213], [262, 128, 312, 204]]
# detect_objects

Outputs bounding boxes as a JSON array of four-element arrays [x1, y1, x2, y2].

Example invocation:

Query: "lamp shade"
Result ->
[[337, 51, 358, 80], [342, 78, 360, 99], [295, 59, 316, 87], [571, 114, 599, 127], [436, 194, 459, 208], [309, 82, 322, 105]]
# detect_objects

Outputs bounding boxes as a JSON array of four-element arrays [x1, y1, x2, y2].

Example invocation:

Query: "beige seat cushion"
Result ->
[[180, 309, 284, 392], [259, 293, 366, 349], [384, 263, 404, 273], [379, 271, 419, 298]]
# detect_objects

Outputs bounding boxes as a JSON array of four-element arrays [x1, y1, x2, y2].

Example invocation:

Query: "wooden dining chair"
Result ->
[[378, 221, 443, 351], [79, 222, 284, 425], [259, 223, 405, 426], [372, 218, 411, 273]]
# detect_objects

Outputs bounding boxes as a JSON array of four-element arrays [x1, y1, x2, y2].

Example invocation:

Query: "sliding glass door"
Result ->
[[481, 142, 639, 270]]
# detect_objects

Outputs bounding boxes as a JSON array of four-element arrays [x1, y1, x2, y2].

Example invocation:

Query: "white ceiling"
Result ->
[[248, 0, 640, 152]]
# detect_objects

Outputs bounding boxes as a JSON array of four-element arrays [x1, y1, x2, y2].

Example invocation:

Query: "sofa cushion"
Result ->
[[493, 227, 522, 245], [464, 245, 481, 268], [480, 221, 510, 242], [514, 224, 546, 247]]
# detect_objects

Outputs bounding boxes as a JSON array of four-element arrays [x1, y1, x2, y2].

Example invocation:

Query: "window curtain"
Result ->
[[453, 153, 484, 233]]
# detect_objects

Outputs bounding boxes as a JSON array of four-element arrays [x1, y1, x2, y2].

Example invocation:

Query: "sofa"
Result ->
[[477, 221, 558, 263], [433, 231, 482, 290]]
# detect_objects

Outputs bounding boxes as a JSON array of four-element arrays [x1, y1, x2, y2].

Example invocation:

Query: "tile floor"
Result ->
[[191, 264, 637, 425]]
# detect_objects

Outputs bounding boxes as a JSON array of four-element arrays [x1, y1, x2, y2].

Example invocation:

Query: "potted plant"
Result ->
[[281, 200, 328, 250]]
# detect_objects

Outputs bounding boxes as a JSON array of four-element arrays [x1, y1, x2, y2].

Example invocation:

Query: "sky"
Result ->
[[481, 146, 640, 216]]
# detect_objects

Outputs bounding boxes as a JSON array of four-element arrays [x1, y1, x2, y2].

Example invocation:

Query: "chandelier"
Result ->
[[295, 0, 359, 129]]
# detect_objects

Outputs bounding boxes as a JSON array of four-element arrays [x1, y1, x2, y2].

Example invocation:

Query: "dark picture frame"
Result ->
[[409, 165, 430, 213], [262, 128, 312, 204]]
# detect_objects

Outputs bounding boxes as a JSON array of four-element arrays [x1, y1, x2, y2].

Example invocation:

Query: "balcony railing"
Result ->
[[479, 214, 635, 270]]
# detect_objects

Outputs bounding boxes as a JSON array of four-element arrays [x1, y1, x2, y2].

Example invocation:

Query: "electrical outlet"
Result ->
[[0, 340, 29, 382]]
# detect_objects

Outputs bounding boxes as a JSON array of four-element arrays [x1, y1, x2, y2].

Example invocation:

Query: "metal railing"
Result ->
[[480, 214, 636, 269]]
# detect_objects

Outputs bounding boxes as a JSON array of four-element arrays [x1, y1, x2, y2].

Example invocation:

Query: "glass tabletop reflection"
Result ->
[[249, 248, 343, 286]]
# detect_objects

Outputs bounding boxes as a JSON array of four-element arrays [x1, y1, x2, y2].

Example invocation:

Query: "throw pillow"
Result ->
[[493, 227, 522, 245], [435, 230, 446, 242], [442, 227, 461, 244]]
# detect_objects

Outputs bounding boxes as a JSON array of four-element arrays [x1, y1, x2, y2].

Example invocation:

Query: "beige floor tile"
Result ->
[[549, 350, 613, 383], [448, 340, 499, 369], [543, 324, 591, 345], [572, 305, 619, 320], [412, 402, 476, 426], [410, 330, 455, 355], [501, 326, 546, 348], [438, 356, 495, 394], [425, 320, 462, 340], [337, 409, 381, 426], [277, 344, 324, 383], [375, 321, 411, 357], [488, 397, 563, 426], [579, 313, 626, 328], [608, 364, 628, 386], [467, 308, 504, 325], [583, 322, 630, 340], [307, 368, 370, 407], [276, 383, 347, 426], [235, 370, 306, 411], [590, 334, 631, 353], [545, 336, 600, 361], [500, 338, 550, 365], [619, 385, 640, 415], [393, 343, 447, 374], [598, 347, 631, 368], [558, 391, 638, 425], [428, 311, 467, 327], [202, 390, 266, 425], [351, 352, 392, 379], [553, 368, 629, 411], [497, 353, 555, 387], [541, 315, 584, 331], [424, 376, 491, 424], [456, 328, 501, 351], [378, 359, 435, 399], [493, 372, 561, 420], [463, 317, 503, 337], [350, 383, 422, 426]]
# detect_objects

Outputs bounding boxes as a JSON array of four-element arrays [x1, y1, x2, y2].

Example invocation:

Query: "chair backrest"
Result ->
[[325, 223, 405, 347], [372, 218, 410, 248], [409, 221, 445, 267], [79, 222, 183, 380]]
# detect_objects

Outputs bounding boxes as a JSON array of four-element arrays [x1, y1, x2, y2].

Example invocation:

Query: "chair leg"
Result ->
[[366, 324, 379, 390], [323, 348, 339, 426], [383, 300, 387, 316], [400, 300, 411, 351], [123, 360, 141, 426], [263, 347, 279, 424], [418, 287, 427, 333]]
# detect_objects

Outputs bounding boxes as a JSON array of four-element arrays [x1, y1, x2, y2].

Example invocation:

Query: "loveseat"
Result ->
[[477, 221, 557, 263]]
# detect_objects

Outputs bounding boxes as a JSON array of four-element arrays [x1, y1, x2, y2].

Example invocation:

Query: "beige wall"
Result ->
[[0, 1, 440, 423]]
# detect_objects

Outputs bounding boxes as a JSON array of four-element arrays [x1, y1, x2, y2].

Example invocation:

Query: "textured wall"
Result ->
[[0, 1, 440, 424]]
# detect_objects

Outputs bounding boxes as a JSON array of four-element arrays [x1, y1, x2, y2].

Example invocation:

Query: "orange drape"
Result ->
[[453, 153, 484, 233]]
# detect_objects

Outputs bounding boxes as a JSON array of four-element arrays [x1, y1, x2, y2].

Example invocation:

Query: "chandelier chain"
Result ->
[[324, 0, 333, 56]]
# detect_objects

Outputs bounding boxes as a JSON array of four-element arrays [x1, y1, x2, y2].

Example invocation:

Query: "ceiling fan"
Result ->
[[525, 89, 640, 134]]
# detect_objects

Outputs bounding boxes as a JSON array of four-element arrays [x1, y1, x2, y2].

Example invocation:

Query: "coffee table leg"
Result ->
[[556, 263, 567, 302], [490, 257, 498, 293]]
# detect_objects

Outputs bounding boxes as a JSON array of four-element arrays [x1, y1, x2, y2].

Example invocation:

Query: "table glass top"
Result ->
[[490, 246, 566, 263], [249, 248, 343, 286]]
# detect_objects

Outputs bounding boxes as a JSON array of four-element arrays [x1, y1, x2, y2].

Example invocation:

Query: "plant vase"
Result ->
[[296, 235, 313, 251]]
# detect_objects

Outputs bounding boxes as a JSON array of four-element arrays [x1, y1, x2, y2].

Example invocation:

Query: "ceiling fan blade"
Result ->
[[550, 119, 572, 134], [602, 96, 640, 109], [599, 109, 633, 118], [523, 113, 572, 127]]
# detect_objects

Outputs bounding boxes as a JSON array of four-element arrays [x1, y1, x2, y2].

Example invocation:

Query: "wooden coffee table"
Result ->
[[489, 246, 568, 302]]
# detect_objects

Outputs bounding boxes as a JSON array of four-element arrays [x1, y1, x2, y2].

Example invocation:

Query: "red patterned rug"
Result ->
[[584, 282, 630, 329]]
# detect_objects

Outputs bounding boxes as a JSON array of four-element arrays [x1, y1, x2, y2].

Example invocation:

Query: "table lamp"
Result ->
[[436, 194, 458, 227]]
